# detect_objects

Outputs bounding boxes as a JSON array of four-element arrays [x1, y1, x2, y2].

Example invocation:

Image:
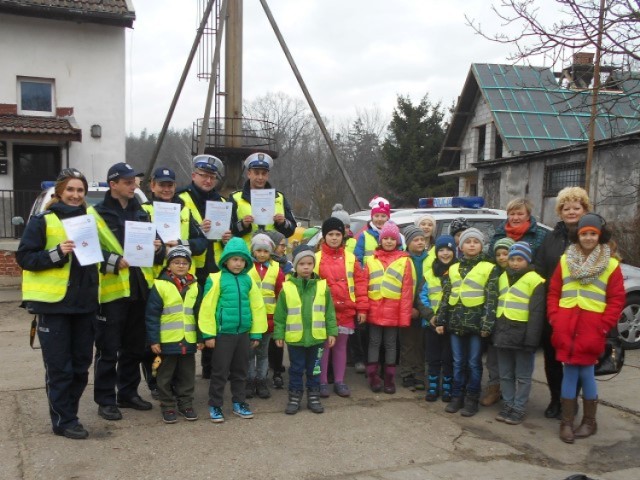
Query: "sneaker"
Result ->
[[354, 362, 366, 374], [319, 383, 331, 398], [178, 407, 198, 421], [162, 410, 177, 424], [505, 409, 526, 425], [272, 372, 284, 389], [334, 382, 351, 397], [413, 378, 425, 391], [233, 402, 254, 419], [209, 406, 224, 423], [495, 405, 512, 423]]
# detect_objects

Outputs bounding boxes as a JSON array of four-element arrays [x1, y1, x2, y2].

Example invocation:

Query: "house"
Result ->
[[439, 59, 640, 225], [0, 0, 135, 224]]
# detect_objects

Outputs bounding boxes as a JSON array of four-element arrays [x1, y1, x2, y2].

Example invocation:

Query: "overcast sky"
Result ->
[[126, 0, 554, 135]]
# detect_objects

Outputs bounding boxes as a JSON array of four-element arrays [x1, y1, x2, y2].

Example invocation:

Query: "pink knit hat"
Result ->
[[369, 196, 391, 218], [379, 221, 401, 245]]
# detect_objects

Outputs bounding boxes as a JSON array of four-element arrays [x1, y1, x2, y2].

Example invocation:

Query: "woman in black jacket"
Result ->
[[533, 186, 591, 419], [17, 169, 99, 440]]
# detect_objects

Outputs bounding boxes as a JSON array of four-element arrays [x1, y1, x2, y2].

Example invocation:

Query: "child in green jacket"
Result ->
[[198, 238, 267, 423], [274, 245, 338, 415]]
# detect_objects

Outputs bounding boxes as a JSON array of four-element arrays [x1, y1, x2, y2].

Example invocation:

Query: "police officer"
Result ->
[[89, 162, 165, 420], [229, 152, 297, 247], [177, 155, 231, 379], [17, 168, 98, 439]]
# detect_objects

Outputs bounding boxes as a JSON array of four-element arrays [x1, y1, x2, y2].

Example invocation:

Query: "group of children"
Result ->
[[145, 195, 623, 443]]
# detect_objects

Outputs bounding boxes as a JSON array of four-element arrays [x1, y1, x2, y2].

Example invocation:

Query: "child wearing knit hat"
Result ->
[[493, 237, 516, 270], [354, 196, 391, 266], [363, 222, 415, 394], [492, 241, 546, 425]]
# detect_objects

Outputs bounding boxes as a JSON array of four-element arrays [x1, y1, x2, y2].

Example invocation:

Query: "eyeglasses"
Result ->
[[194, 172, 216, 182], [171, 261, 190, 267]]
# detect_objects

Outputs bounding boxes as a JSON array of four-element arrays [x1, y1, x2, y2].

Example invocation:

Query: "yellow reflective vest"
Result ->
[[367, 256, 414, 300], [361, 230, 379, 265], [21, 213, 71, 303], [87, 207, 154, 303], [423, 267, 444, 314], [178, 191, 223, 268], [496, 271, 545, 322], [345, 237, 357, 254], [154, 279, 198, 344], [249, 262, 280, 314], [448, 261, 495, 307], [313, 250, 357, 303], [281, 279, 328, 343], [231, 190, 286, 248], [559, 256, 619, 313]]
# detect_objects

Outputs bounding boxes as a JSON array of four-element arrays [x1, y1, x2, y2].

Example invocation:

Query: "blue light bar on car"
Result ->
[[418, 196, 485, 209]]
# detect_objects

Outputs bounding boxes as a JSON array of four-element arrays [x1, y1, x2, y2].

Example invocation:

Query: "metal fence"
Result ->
[[0, 189, 40, 239]]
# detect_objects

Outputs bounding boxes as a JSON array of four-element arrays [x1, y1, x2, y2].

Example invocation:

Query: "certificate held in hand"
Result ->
[[153, 201, 181, 243], [124, 221, 156, 267], [250, 189, 275, 225], [205, 201, 232, 240], [61, 214, 103, 266]]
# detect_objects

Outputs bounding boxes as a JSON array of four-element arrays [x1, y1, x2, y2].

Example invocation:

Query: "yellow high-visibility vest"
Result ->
[[448, 261, 495, 307], [154, 279, 198, 344], [249, 261, 280, 314], [559, 255, 618, 313], [21, 213, 71, 303], [345, 237, 356, 254], [232, 190, 285, 248], [282, 279, 327, 343], [496, 271, 545, 321], [314, 250, 357, 303], [366, 256, 414, 300], [178, 191, 223, 268], [423, 267, 444, 314], [362, 230, 378, 264]]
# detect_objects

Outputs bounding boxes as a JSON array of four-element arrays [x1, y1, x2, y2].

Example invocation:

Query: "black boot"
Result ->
[[285, 391, 302, 415], [544, 398, 561, 419], [307, 390, 325, 414], [460, 394, 480, 417], [445, 396, 464, 413]]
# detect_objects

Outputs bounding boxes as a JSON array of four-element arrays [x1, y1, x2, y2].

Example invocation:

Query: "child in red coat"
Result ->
[[547, 213, 625, 444], [315, 216, 368, 398], [364, 222, 415, 394]]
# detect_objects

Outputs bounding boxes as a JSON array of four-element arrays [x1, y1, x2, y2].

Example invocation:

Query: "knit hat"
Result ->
[[292, 245, 315, 269], [167, 245, 192, 264], [448, 217, 470, 236], [578, 213, 605, 235], [403, 225, 426, 246], [379, 222, 401, 245], [414, 213, 437, 231], [264, 230, 286, 247], [330, 203, 351, 226], [493, 237, 515, 254], [508, 241, 533, 263], [435, 235, 456, 252], [251, 233, 275, 254], [369, 196, 391, 218], [458, 227, 485, 247], [322, 216, 345, 238]]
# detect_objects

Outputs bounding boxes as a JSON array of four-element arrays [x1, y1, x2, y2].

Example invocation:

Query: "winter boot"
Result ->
[[425, 375, 440, 402], [256, 379, 271, 399], [366, 363, 383, 393], [441, 376, 453, 402], [285, 391, 302, 415], [307, 390, 325, 414], [383, 365, 397, 394], [574, 398, 598, 439], [559, 398, 576, 444], [480, 383, 501, 407], [444, 396, 464, 413], [460, 393, 480, 417]]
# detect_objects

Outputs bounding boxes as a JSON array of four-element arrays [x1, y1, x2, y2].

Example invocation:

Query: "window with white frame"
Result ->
[[18, 77, 55, 116]]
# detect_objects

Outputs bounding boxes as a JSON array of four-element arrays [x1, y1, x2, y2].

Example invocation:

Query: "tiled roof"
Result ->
[[0, 114, 81, 141], [0, 0, 135, 27]]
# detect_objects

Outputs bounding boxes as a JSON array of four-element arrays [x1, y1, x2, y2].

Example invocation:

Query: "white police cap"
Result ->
[[193, 155, 225, 178], [244, 152, 273, 171]]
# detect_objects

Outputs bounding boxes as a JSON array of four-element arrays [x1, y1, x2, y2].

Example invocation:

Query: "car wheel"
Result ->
[[618, 292, 640, 349]]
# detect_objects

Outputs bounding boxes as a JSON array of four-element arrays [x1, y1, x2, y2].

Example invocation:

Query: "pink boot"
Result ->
[[366, 363, 382, 392], [384, 364, 396, 394]]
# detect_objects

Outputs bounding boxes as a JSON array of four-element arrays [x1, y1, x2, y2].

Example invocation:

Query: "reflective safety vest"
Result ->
[[249, 262, 279, 314], [448, 261, 495, 307], [232, 190, 285, 248], [87, 207, 154, 303], [154, 279, 198, 344], [313, 250, 356, 303], [559, 255, 618, 313], [282, 279, 327, 343], [362, 230, 378, 265], [423, 246, 436, 273], [367, 256, 414, 300], [496, 271, 545, 322], [178, 191, 223, 268], [423, 267, 444, 314], [142, 203, 196, 276], [22, 213, 72, 303], [345, 237, 357, 254]]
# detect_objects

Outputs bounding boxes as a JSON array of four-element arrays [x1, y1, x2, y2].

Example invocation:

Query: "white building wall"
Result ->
[[0, 14, 126, 184]]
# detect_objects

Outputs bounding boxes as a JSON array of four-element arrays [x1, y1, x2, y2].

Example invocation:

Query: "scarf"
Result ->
[[505, 220, 531, 241], [167, 271, 195, 293], [565, 243, 610, 285]]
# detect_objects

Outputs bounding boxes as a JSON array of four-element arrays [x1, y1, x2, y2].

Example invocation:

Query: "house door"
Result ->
[[13, 145, 61, 220], [483, 174, 501, 209]]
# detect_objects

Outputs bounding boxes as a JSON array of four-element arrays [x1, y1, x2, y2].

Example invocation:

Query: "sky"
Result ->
[[125, 0, 555, 136]]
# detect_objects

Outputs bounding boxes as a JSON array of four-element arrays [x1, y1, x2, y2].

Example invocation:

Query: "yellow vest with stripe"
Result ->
[[232, 190, 285, 248], [366, 256, 414, 300], [496, 271, 545, 321], [423, 267, 444, 314], [423, 246, 436, 273], [154, 279, 198, 344], [178, 191, 223, 268], [21, 213, 72, 303], [559, 255, 618, 313], [345, 237, 356, 254], [362, 230, 379, 265], [313, 250, 357, 303], [282, 279, 327, 342], [448, 261, 495, 307], [249, 262, 279, 314], [142, 203, 196, 277], [87, 207, 155, 303]]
